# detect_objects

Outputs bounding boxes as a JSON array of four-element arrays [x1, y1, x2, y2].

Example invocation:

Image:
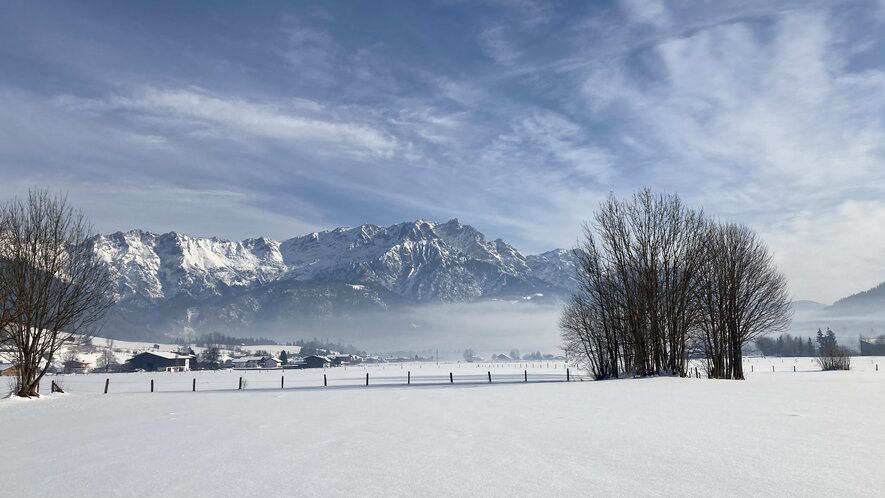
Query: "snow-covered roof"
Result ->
[[232, 356, 264, 363], [305, 355, 331, 361], [136, 351, 194, 360]]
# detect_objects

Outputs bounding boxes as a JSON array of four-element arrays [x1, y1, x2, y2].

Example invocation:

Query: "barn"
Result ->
[[127, 351, 194, 372], [304, 355, 332, 368], [0, 363, 17, 377], [63, 360, 91, 374]]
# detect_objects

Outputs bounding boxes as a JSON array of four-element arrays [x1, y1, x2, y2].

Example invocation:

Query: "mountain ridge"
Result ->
[[93, 219, 579, 341]]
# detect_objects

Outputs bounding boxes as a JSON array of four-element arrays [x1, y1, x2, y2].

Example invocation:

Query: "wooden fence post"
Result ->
[[366, 373, 369, 386], [751, 365, 754, 373], [793, 365, 796, 372], [772, 365, 775, 372], [567, 368, 570, 382], [192, 378, 196, 392], [238, 376, 243, 390], [449, 372, 453, 384], [151, 379, 154, 393], [524, 370, 527, 382], [323, 374, 327, 387], [104, 378, 109, 394], [407, 371, 410, 385], [488, 371, 491, 383], [281, 376, 284, 389]]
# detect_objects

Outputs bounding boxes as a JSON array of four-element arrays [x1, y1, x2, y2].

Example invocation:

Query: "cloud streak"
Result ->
[[2, 1, 885, 304]]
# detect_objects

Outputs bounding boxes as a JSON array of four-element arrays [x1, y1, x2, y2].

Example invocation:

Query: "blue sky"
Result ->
[[2, 0, 885, 303]]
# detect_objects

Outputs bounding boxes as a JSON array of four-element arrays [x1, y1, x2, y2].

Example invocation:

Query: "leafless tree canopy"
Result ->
[[0, 189, 114, 397], [697, 222, 791, 379], [561, 189, 792, 380]]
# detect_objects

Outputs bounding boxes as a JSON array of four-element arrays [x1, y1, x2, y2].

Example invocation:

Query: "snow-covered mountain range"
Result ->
[[94, 219, 578, 341]]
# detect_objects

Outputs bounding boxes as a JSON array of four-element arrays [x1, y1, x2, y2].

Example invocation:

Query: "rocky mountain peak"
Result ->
[[93, 220, 579, 341]]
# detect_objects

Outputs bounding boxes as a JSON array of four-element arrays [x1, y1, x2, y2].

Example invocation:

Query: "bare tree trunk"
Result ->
[[0, 189, 114, 397]]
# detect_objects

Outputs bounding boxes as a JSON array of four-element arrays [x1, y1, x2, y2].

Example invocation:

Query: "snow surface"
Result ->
[[2, 358, 883, 497]]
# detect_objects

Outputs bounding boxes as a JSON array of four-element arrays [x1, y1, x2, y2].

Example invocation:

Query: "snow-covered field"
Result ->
[[2, 358, 883, 497]]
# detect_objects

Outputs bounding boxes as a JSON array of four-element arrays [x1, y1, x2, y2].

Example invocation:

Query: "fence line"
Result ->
[[42, 368, 586, 396]]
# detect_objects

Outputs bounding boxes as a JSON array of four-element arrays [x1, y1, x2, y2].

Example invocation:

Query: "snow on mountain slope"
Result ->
[[93, 230, 286, 301], [93, 219, 579, 340], [526, 249, 579, 291], [276, 219, 556, 301]]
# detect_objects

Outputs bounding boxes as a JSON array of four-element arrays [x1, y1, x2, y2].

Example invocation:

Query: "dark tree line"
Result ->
[[194, 332, 278, 348], [756, 333, 815, 357], [294, 338, 364, 356], [561, 189, 792, 380]]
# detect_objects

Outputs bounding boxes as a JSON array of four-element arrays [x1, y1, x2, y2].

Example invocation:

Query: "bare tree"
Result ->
[[462, 348, 475, 362], [696, 222, 792, 379], [815, 328, 851, 371], [562, 189, 706, 378], [98, 338, 119, 372], [0, 189, 114, 397], [562, 189, 791, 381], [0, 215, 18, 348]]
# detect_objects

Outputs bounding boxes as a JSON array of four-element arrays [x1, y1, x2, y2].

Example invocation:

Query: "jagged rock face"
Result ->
[[93, 230, 286, 301], [526, 249, 579, 291], [93, 219, 579, 340]]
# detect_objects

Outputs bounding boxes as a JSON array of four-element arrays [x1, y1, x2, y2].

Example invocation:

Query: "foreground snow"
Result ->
[[2, 360, 883, 497]]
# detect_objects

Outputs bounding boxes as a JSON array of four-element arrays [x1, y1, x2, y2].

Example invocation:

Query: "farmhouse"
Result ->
[[0, 363, 17, 377], [331, 354, 353, 366], [263, 357, 282, 369], [304, 355, 332, 368], [63, 360, 91, 374], [127, 351, 194, 372], [231, 356, 264, 369]]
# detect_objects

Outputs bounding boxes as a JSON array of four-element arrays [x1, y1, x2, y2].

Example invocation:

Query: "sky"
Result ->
[[2, 0, 885, 304]]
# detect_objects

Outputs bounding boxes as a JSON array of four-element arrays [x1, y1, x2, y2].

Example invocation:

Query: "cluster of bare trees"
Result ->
[[561, 189, 791, 380], [0, 189, 113, 397]]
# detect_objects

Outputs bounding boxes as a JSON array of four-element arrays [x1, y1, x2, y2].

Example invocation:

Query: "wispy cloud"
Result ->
[[572, 6, 885, 301], [620, 0, 670, 27], [479, 25, 521, 64], [3, 1, 885, 304], [55, 87, 399, 159]]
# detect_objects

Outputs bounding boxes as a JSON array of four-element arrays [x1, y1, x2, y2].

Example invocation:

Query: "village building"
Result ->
[[304, 355, 332, 368], [63, 359, 91, 374], [0, 363, 17, 377], [331, 354, 353, 366], [263, 357, 282, 369], [231, 356, 264, 369], [126, 351, 194, 372]]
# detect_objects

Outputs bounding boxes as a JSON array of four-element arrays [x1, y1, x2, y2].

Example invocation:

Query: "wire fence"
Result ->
[[38, 356, 880, 395], [40, 364, 589, 395]]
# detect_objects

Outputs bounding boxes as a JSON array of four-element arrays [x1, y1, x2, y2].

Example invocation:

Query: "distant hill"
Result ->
[[788, 283, 885, 347], [790, 300, 828, 313], [829, 282, 885, 315]]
